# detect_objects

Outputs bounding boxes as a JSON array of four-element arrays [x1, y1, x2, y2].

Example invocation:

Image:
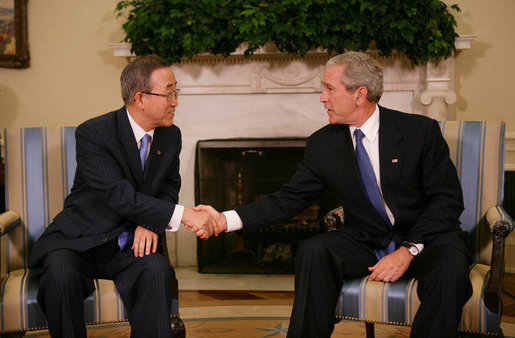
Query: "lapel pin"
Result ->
[[157, 150, 162, 155], [392, 158, 398, 163]]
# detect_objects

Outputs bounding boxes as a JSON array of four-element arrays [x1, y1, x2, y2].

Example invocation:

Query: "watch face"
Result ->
[[403, 243, 419, 256]]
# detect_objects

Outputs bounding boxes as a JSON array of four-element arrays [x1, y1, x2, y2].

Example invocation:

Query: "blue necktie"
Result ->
[[139, 134, 151, 172], [118, 134, 152, 250], [354, 129, 395, 260]]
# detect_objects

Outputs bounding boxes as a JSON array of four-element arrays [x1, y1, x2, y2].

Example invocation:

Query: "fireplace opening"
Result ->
[[195, 138, 337, 274]]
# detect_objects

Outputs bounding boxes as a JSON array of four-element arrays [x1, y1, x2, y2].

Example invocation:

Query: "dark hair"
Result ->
[[120, 55, 170, 104]]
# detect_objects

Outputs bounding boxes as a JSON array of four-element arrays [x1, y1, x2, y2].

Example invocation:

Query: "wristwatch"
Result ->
[[401, 242, 420, 256]]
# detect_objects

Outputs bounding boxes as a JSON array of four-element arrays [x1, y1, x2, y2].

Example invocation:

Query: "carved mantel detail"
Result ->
[[109, 35, 475, 119]]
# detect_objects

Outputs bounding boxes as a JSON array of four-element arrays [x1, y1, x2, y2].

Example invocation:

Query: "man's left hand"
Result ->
[[132, 225, 158, 257], [368, 247, 414, 282]]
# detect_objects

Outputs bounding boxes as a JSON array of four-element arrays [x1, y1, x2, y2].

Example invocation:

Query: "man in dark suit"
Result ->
[[29, 55, 213, 337], [193, 51, 472, 337]]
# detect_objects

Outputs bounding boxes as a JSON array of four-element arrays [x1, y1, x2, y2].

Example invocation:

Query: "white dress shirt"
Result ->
[[127, 109, 183, 232]]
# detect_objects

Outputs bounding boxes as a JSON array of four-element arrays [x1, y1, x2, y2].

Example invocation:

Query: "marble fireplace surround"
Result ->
[[110, 38, 480, 267]]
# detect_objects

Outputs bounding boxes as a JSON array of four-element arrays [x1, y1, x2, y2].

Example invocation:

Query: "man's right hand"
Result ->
[[181, 208, 216, 239], [193, 204, 227, 237]]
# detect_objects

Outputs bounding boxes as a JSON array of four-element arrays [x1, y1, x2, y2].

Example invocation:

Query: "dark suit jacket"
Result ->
[[236, 106, 469, 253], [29, 107, 182, 267]]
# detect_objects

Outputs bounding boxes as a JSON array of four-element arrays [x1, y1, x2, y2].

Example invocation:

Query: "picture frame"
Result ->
[[0, 0, 29, 68]]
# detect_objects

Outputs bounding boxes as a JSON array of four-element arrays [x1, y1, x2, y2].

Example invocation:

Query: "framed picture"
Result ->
[[0, 0, 29, 68]]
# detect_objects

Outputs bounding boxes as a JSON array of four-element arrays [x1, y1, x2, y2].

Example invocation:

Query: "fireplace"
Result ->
[[195, 138, 336, 273]]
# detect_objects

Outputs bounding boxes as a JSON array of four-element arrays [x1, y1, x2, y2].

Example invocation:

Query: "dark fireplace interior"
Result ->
[[195, 138, 336, 274]]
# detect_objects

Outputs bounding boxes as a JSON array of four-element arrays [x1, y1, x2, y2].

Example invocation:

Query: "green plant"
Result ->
[[115, 0, 460, 65]]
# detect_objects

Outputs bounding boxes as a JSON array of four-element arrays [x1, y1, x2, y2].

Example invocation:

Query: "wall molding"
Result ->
[[109, 35, 476, 60], [506, 132, 515, 171]]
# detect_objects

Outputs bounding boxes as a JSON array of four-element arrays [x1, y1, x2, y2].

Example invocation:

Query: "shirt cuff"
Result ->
[[405, 241, 424, 254], [166, 204, 184, 232], [413, 242, 424, 254], [224, 210, 243, 232]]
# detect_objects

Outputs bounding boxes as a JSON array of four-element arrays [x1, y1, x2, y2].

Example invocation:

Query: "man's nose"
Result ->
[[320, 90, 327, 102]]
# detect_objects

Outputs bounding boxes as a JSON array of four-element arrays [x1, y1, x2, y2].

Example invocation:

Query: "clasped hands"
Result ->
[[182, 205, 227, 239], [129, 205, 225, 258]]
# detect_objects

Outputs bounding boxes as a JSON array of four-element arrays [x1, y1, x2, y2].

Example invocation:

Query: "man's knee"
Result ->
[[138, 254, 175, 282], [296, 234, 332, 263], [42, 251, 78, 282], [424, 246, 470, 274], [40, 250, 94, 297], [415, 245, 472, 296]]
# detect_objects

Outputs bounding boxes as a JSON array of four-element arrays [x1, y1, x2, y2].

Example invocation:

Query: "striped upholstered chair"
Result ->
[[0, 127, 185, 336], [324, 120, 513, 336]]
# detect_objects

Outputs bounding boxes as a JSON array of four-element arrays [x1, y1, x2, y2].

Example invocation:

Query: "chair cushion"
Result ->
[[0, 269, 179, 332], [0, 268, 180, 332], [335, 264, 500, 335], [0, 268, 128, 332]]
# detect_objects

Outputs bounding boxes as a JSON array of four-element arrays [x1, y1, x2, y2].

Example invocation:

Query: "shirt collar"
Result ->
[[126, 108, 155, 143], [349, 105, 380, 142]]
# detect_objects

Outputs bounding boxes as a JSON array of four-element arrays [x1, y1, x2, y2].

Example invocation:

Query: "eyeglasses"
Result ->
[[142, 88, 181, 102]]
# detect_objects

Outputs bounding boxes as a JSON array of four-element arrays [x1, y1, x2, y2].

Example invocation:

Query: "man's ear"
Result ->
[[356, 86, 368, 104], [133, 92, 145, 108]]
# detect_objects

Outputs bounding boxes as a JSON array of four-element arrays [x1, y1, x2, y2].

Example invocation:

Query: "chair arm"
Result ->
[[323, 206, 344, 232], [483, 205, 514, 313], [0, 210, 22, 236]]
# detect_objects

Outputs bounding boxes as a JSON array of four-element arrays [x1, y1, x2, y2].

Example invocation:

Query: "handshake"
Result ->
[[182, 205, 227, 239]]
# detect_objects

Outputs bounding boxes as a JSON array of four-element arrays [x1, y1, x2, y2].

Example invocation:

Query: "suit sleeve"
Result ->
[[74, 123, 177, 235], [404, 120, 464, 244], [236, 136, 327, 233]]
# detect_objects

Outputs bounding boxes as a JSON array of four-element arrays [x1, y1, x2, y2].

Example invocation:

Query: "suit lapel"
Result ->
[[329, 124, 371, 203], [116, 109, 144, 186], [378, 107, 403, 214], [142, 127, 166, 191]]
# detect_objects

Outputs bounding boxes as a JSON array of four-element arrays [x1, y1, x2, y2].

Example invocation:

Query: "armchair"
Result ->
[[0, 127, 185, 336], [324, 120, 513, 336]]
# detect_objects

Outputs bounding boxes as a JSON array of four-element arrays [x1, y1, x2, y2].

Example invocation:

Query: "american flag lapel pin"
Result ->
[[392, 158, 399, 163]]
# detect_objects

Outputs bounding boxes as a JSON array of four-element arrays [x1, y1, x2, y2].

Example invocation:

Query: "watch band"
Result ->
[[401, 241, 420, 256]]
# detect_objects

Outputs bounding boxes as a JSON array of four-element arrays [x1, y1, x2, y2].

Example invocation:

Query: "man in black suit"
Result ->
[[29, 55, 214, 337], [194, 51, 472, 337]]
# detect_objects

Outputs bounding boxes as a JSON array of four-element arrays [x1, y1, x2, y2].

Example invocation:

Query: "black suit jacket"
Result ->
[[236, 106, 468, 253], [29, 107, 182, 267]]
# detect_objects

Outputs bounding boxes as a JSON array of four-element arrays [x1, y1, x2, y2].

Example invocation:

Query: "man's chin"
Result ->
[[328, 116, 338, 125], [160, 119, 174, 127]]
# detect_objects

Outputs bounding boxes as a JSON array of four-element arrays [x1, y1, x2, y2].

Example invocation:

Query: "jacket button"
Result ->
[[102, 237, 108, 243]]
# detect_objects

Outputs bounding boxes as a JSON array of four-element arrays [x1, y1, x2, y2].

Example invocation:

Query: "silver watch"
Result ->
[[401, 242, 420, 256]]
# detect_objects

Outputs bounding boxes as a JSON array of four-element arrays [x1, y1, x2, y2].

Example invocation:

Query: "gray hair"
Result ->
[[325, 51, 383, 103], [120, 55, 170, 104]]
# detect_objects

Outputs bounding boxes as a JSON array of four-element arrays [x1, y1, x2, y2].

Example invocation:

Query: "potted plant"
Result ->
[[115, 0, 460, 65]]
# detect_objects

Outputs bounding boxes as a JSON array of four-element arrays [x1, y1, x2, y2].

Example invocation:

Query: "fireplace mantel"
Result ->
[[110, 36, 474, 122]]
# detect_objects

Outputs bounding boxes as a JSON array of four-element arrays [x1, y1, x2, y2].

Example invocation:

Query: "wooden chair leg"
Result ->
[[365, 322, 375, 338], [171, 316, 186, 338]]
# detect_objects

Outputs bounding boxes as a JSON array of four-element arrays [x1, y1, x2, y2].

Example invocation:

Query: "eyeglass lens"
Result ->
[[168, 89, 180, 101]]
